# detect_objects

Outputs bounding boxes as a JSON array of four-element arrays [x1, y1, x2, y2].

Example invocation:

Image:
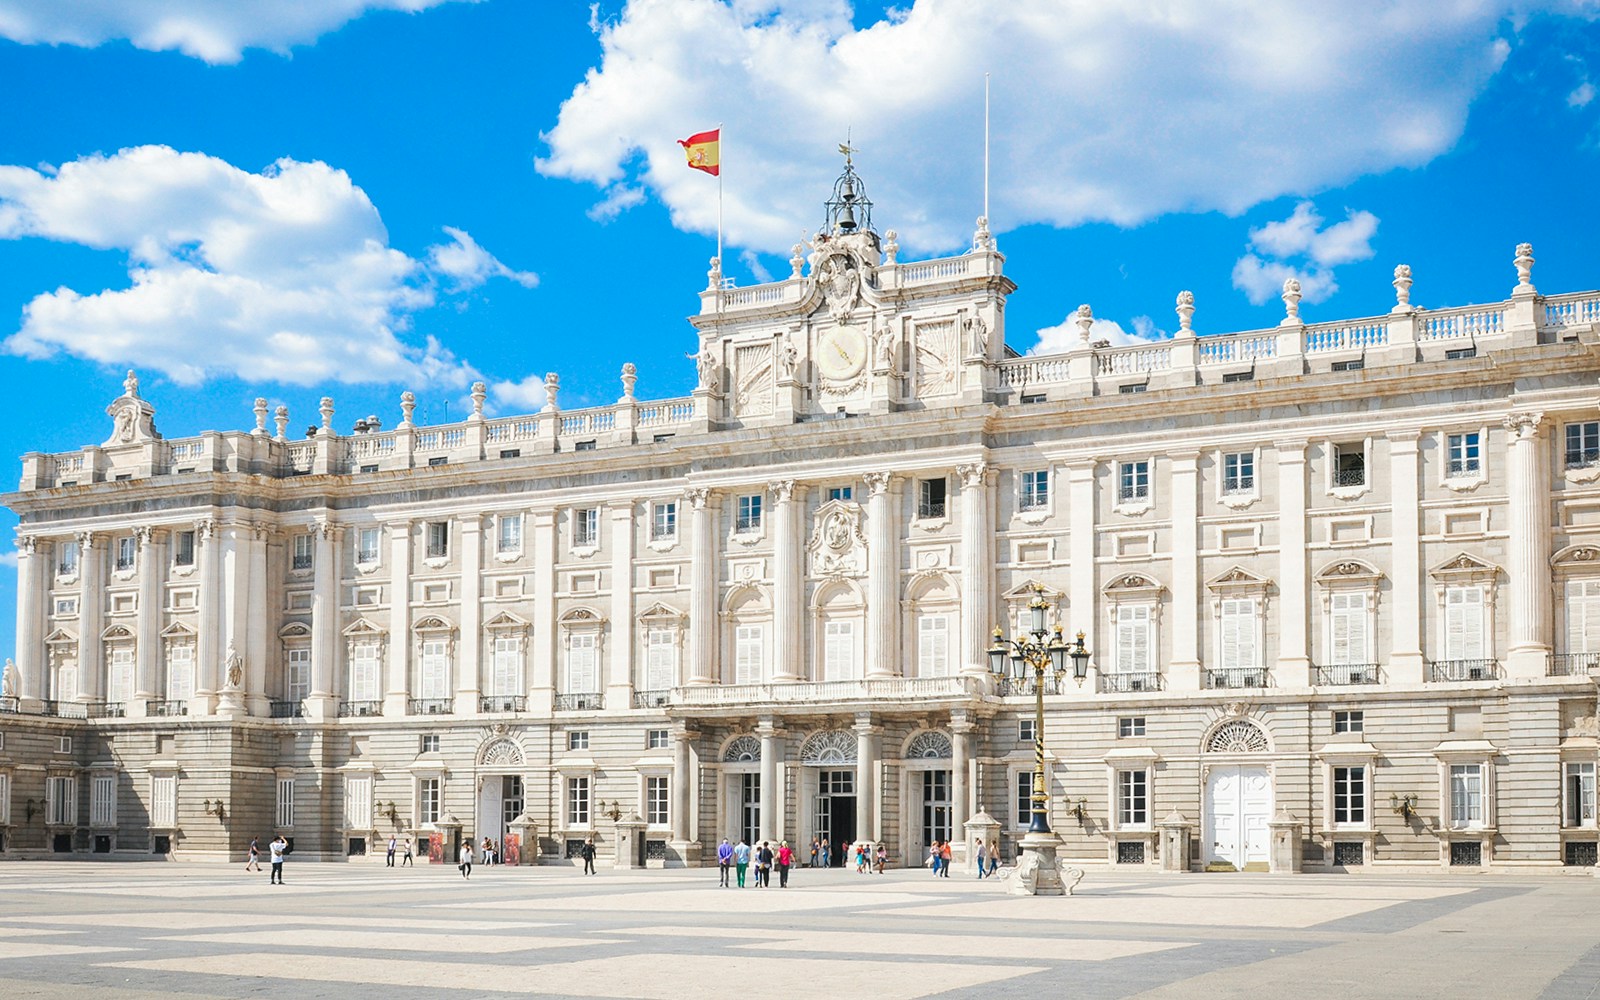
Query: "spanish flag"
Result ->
[[678, 128, 720, 176]]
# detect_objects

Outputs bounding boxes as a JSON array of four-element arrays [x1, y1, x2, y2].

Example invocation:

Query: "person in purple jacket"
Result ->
[[717, 838, 734, 886]]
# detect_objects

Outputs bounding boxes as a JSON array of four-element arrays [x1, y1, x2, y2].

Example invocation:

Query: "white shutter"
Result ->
[[350, 642, 379, 702], [91, 774, 116, 826], [1329, 593, 1367, 665], [276, 777, 295, 828], [918, 615, 950, 677], [734, 625, 762, 685], [567, 633, 597, 693], [492, 636, 520, 696], [166, 644, 194, 702], [419, 639, 449, 699], [1115, 605, 1150, 673], [1568, 580, 1600, 655], [646, 629, 675, 690], [1220, 598, 1255, 669], [108, 647, 134, 703], [150, 774, 175, 828], [1446, 587, 1485, 660], [55, 662, 76, 702], [824, 621, 855, 680], [344, 775, 372, 829], [286, 647, 310, 701]]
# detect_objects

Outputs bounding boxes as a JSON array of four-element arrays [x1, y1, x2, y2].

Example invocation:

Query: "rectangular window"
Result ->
[[568, 776, 591, 827], [645, 628, 675, 691], [741, 773, 761, 845], [1015, 771, 1034, 827], [1119, 383, 1147, 394], [1114, 605, 1152, 673], [1568, 421, 1600, 469], [1019, 470, 1049, 511], [1444, 586, 1486, 661], [292, 533, 313, 570], [90, 773, 116, 827], [646, 776, 669, 826], [427, 456, 448, 466], [1333, 710, 1364, 734], [1118, 460, 1150, 502], [566, 633, 598, 694], [344, 774, 372, 828], [276, 777, 295, 828], [419, 639, 449, 700], [827, 485, 853, 502], [172, 530, 195, 567], [1223, 452, 1254, 494], [420, 734, 440, 753], [733, 623, 763, 685], [1569, 579, 1600, 656], [568, 730, 590, 751], [57, 539, 80, 576], [573, 440, 597, 452], [1334, 444, 1366, 487], [1219, 598, 1258, 669], [1568, 762, 1597, 827], [1447, 432, 1481, 477], [652, 502, 677, 540], [285, 647, 310, 702], [1020, 391, 1047, 404], [1333, 765, 1367, 826], [425, 521, 449, 559], [573, 508, 598, 548], [108, 646, 134, 704], [736, 494, 763, 533], [1445, 347, 1476, 360], [115, 536, 136, 572], [918, 477, 947, 519], [166, 643, 194, 703], [1449, 763, 1484, 829], [1118, 717, 1146, 738], [823, 620, 855, 681], [647, 728, 670, 750], [349, 641, 380, 703], [491, 635, 520, 697], [47, 775, 76, 825], [916, 614, 950, 677], [417, 777, 440, 825], [1328, 592, 1369, 666], [1118, 770, 1148, 827], [356, 527, 380, 565], [1332, 359, 1364, 372], [497, 514, 523, 554], [1018, 719, 1035, 744], [150, 774, 175, 828]]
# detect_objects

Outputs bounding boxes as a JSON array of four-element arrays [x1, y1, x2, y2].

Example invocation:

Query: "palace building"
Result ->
[[3, 165, 1600, 872]]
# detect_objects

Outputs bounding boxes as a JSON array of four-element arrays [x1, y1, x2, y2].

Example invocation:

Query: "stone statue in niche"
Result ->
[[689, 346, 721, 393], [872, 322, 897, 372], [778, 338, 799, 380], [964, 315, 989, 357], [104, 369, 160, 446]]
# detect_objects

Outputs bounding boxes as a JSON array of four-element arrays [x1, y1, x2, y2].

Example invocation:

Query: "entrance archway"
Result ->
[[800, 731, 858, 865], [1202, 719, 1272, 871]]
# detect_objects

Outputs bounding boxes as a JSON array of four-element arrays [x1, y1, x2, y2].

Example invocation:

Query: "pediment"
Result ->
[[100, 624, 135, 641], [162, 620, 199, 638], [1002, 579, 1064, 602], [412, 615, 455, 633], [1430, 552, 1500, 582], [1205, 566, 1272, 594], [342, 617, 386, 637], [1315, 559, 1384, 585], [1103, 572, 1164, 598], [636, 602, 685, 624], [44, 628, 77, 645], [1552, 544, 1600, 569], [484, 610, 531, 631]]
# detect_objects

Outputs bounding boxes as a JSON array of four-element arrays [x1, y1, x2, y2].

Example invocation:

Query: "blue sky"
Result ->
[[0, 0, 1598, 660]]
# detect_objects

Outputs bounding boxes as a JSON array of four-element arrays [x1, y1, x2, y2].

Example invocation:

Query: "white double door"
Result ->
[[1205, 765, 1271, 869]]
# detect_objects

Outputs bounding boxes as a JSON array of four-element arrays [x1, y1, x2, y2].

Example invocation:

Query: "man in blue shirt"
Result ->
[[733, 839, 751, 887], [717, 838, 734, 886]]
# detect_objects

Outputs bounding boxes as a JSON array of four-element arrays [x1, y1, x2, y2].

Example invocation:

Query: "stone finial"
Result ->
[[273, 405, 289, 441], [318, 396, 335, 432], [1391, 264, 1414, 314], [1280, 277, 1303, 327], [1514, 241, 1536, 295], [620, 362, 638, 400], [790, 243, 806, 277], [707, 256, 722, 290], [470, 381, 486, 420], [882, 229, 899, 265], [1175, 290, 1195, 335], [399, 391, 416, 427], [123, 369, 140, 398], [1074, 304, 1094, 345], [542, 372, 560, 413], [252, 397, 269, 437], [973, 216, 994, 251]]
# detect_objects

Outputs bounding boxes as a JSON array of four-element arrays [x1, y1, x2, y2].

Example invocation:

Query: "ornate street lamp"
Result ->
[[988, 585, 1090, 895]]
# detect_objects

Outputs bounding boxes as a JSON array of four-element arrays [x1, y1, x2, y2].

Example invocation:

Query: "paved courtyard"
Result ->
[[0, 861, 1597, 999]]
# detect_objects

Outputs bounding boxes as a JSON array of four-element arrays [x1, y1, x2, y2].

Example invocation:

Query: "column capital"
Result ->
[[767, 479, 797, 503], [1385, 428, 1423, 445], [312, 517, 344, 541], [1273, 438, 1309, 454], [685, 487, 715, 509], [194, 518, 216, 540], [853, 711, 880, 734], [386, 519, 412, 536], [1503, 410, 1544, 437], [16, 534, 38, 555], [863, 471, 896, 496], [755, 717, 783, 738], [955, 461, 989, 488], [77, 530, 102, 549], [1169, 449, 1202, 466]]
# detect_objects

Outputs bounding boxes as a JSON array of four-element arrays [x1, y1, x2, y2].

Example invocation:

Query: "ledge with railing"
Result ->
[[147, 699, 188, 717], [1314, 664, 1382, 686], [1205, 668, 1269, 690], [1428, 659, 1501, 683], [554, 692, 605, 712], [85, 700, 125, 718], [672, 676, 972, 708], [1549, 653, 1600, 677], [480, 695, 526, 713], [632, 690, 671, 709], [337, 699, 383, 718], [269, 700, 304, 719], [408, 698, 454, 716], [1099, 671, 1163, 694]]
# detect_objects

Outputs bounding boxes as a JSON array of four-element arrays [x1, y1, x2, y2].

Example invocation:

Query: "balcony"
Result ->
[[672, 676, 972, 710], [147, 699, 188, 717], [1205, 668, 1269, 690], [1428, 659, 1501, 683], [1099, 671, 1162, 694], [1315, 663, 1381, 686], [1550, 653, 1600, 677], [408, 698, 454, 716], [269, 700, 304, 719], [480, 695, 526, 713], [632, 690, 671, 709], [86, 701, 125, 718], [995, 675, 1070, 697], [554, 693, 605, 712], [338, 700, 383, 718], [0, 696, 18, 714]]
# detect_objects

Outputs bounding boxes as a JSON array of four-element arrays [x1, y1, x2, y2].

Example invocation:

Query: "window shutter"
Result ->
[[734, 625, 761, 685], [1115, 605, 1150, 673], [567, 634, 597, 693], [824, 621, 854, 680], [420, 639, 449, 699], [1220, 598, 1255, 669], [351, 642, 379, 702], [1569, 580, 1600, 655], [493, 636, 520, 696], [108, 647, 134, 703], [646, 629, 674, 690], [1329, 593, 1367, 665], [287, 648, 311, 701], [167, 644, 194, 702], [1446, 587, 1485, 660], [918, 615, 949, 677]]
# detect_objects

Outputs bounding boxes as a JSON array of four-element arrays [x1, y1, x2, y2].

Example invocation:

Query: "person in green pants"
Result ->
[[733, 838, 751, 887]]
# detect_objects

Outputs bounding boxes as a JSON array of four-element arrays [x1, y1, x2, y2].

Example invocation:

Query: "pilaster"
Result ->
[[770, 480, 802, 682], [1386, 430, 1425, 683], [687, 488, 719, 684], [193, 520, 219, 714], [1067, 462, 1097, 678], [78, 531, 104, 703], [1275, 440, 1310, 685], [384, 520, 412, 717], [529, 509, 558, 709], [244, 521, 271, 716], [13, 535, 46, 706], [307, 518, 342, 720], [1168, 451, 1201, 691], [956, 461, 993, 677], [607, 501, 636, 708], [1505, 411, 1551, 677], [456, 514, 484, 714], [132, 528, 164, 714], [864, 471, 899, 679]]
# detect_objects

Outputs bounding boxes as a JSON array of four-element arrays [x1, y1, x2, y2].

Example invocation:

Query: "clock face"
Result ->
[[817, 325, 868, 380]]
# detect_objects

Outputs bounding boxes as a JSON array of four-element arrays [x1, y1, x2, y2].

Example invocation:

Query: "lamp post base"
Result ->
[[1008, 831, 1084, 896]]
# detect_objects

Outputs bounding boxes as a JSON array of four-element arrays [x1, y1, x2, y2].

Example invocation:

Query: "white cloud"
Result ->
[[0, 0, 478, 64], [0, 145, 533, 387], [585, 184, 647, 223], [1231, 201, 1377, 307], [0, 549, 16, 569], [739, 249, 773, 283], [539, 0, 1527, 254], [1570, 81, 1596, 107], [1029, 312, 1161, 355], [489, 373, 550, 413]]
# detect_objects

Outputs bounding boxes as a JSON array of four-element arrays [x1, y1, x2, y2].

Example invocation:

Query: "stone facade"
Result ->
[[4, 185, 1600, 872]]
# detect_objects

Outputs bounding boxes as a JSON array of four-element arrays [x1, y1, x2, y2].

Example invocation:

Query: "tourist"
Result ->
[[717, 838, 734, 886], [482, 837, 495, 866], [988, 839, 1001, 876], [733, 838, 751, 887], [939, 840, 952, 877], [819, 839, 831, 868], [809, 838, 819, 868], [245, 837, 261, 873], [386, 835, 397, 867], [580, 836, 596, 875], [776, 841, 794, 887], [929, 841, 942, 876], [756, 841, 774, 887], [402, 836, 414, 867], [975, 838, 987, 878], [458, 841, 474, 879], [874, 842, 887, 873], [856, 842, 868, 873], [269, 834, 287, 885]]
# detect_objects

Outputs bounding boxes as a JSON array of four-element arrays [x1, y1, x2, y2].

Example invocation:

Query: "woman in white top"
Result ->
[[458, 842, 474, 879]]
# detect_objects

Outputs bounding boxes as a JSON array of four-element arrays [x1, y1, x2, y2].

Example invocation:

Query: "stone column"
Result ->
[[855, 713, 880, 843], [457, 514, 484, 714], [385, 521, 412, 717], [1505, 411, 1551, 678], [193, 521, 219, 712], [687, 488, 719, 684], [1386, 430, 1425, 683], [13, 536, 46, 705], [1169, 451, 1201, 690], [308, 518, 341, 719], [78, 531, 104, 702], [529, 509, 557, 709], [956, 462, 993, 676], [770, 480, 802, 682], [133, 528, 165, 714], [1067, 462, 1097, 668], [864, 472, 899, 678], [607, 501, 636, 707], [951, 713, 973, 855], [758, 718, 781, 842], [244, 522, 271, 715], [1274, 441, 1310, 685], [671, 722, 702, 864]]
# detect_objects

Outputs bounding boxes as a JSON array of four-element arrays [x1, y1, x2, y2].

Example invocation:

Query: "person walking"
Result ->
[[733, 838, 751, 887], [402, 836, 414, 867], [929, 841, 942, 876], [939, 840, 953, 877], [819, 839, 831, 869], [975, 838, 987, 878], [458, 841, 474, 879], [482, 837, 495, 866], [387, 835, 397, 868], [580, 836, 596, 875], [756, 841, 774, 887], [246, 837, 261, 873], [874, 842, 887, 874], [717, 838, 734, 886], [776, 841, 794, 888], [268, 834, 287, 885], [809, 839, 819, 869], [988, 839, 1001, 876]]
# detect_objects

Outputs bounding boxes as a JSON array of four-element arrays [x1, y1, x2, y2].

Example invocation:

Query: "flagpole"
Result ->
[[983, 73, 990, 223], [716, 121, 724, 267]]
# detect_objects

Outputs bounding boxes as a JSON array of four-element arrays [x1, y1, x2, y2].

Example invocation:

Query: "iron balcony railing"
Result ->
[[554, 693, 604, 712], [338, 699, 383, 718], [994, 674, 1069, 697], [269, 700, 304, 719], [480, 695, 526, 713], [1550, 653, 1600, 677], [408, 698, 454, 716], [86, 701, 125, 718], [632, 690, 671, 709], [147, 699, 188, 717], [1205, 668, 1269, 690], [1100, 671, 1162, 693], [1315, 663, 1381, 686], [1428, 659, 1501, 682]]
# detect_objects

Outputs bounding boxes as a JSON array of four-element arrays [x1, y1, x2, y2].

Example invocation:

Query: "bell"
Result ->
[[838, 202, 857, 232]]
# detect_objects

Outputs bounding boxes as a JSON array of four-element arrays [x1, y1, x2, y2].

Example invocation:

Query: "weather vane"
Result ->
[[838, 127, 857, 167]]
